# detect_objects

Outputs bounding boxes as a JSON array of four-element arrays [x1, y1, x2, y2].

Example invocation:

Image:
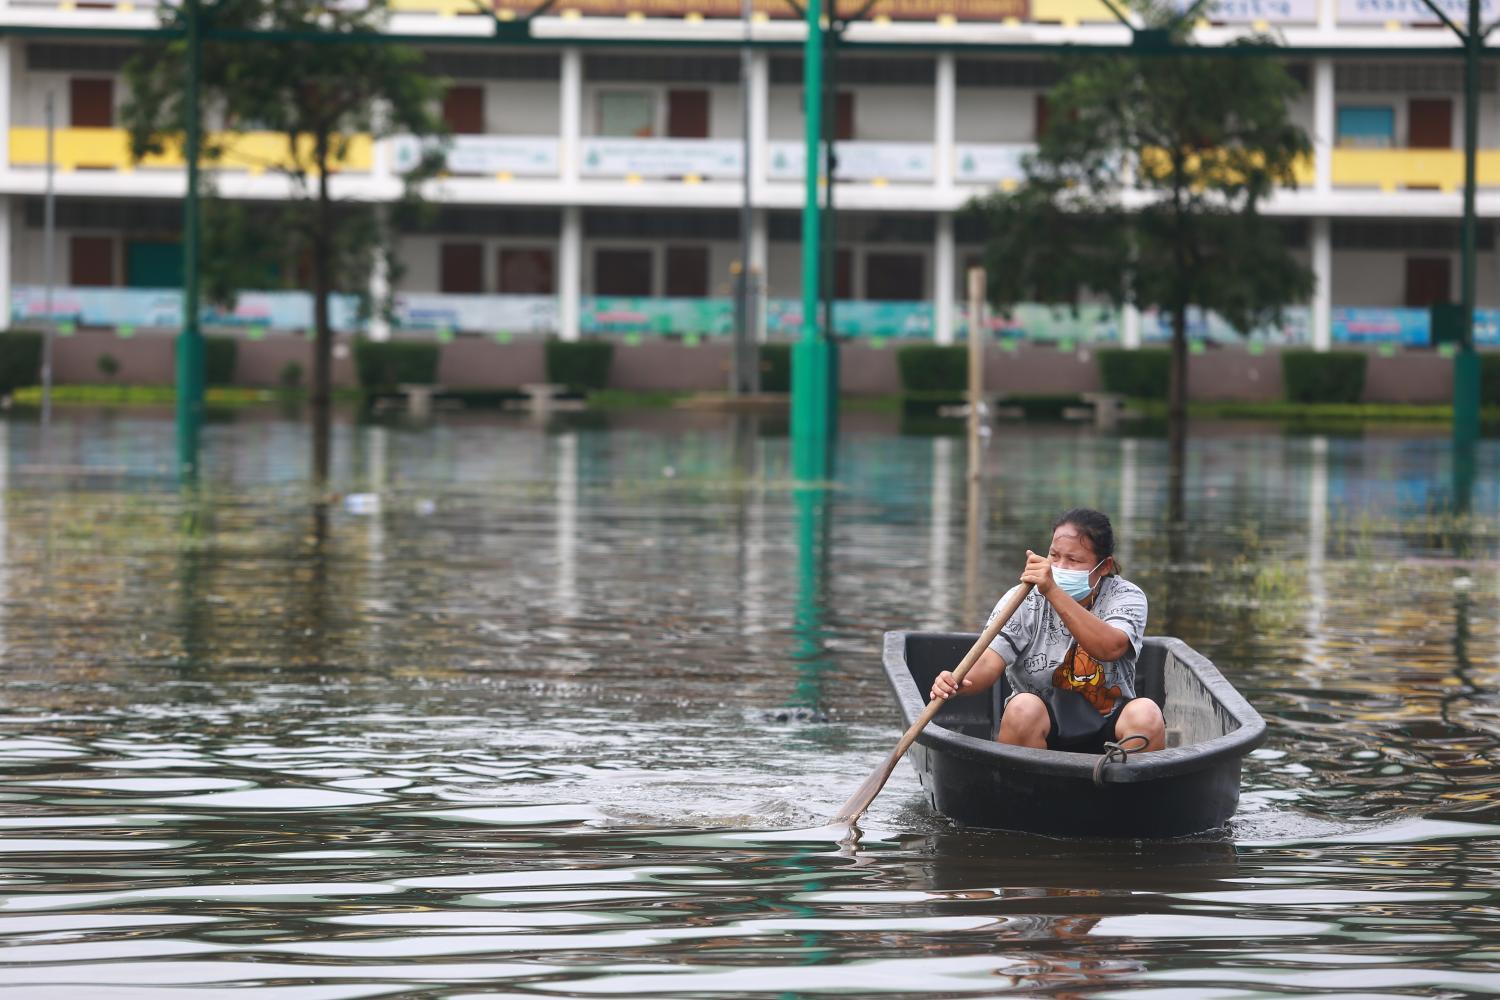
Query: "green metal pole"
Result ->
[[177, 0, 205, 478], [792, 0, 832, 482], [1454, 0, 1481, 455]]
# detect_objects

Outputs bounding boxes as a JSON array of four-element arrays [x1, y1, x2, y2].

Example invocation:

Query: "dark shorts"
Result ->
[[1044, 698, 1131, 754]]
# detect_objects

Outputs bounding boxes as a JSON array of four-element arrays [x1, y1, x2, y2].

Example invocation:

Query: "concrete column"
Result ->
[[750, 208, 769, 342], [1122, 304, 1141, 348], [368, 237, 391, 342], [1313, 58, 1334, 196], [934, 213, 955, 345], [1117, 436, 1137, 571], [750, 51, 769, 192], [0, 197, 11, 331], [0, 40, 11, 169], [935, 51, 956, 193], [1312, 216, 1332, 351], [561, 48, 582, 184], [559, 205, 582, 342]]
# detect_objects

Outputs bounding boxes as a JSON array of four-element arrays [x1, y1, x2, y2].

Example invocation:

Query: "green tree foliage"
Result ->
[[968, 6, 1313, 454], [122, 0, 448, 479]]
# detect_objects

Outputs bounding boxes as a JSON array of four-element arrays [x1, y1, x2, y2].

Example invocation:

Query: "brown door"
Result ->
[[834, 249, 853, 299], [595, 249, 653, 296], [864, 252, 925, 301], [440, 243, 484, 294], [1408, 98, 1453, 149], [1035, 94, 1051, 141], [70, 236, 115, 286], [665, 246, 709, 297], [835, 92, 855, 142], [70, 79, 114, 128], [667, 90, 710, 139], [498, 248, 554, 295], [1405, 257, 1452, 307], [443, 86, 485, 136]]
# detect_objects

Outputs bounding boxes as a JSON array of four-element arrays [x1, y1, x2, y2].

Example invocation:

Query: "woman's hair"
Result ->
[[1053, 507, 1119, 575]]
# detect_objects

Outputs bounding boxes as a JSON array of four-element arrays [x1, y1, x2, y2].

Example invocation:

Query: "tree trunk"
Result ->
[[311, 136, 333, 486], [1167, 302, 1188, 526]]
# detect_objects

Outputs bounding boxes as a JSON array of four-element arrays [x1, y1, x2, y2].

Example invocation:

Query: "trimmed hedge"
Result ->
[[353, 340, 441, 390], [1097, 347, 1170, 400], [545, 340, 614, 391], [1282, 349, 1367, 404], [205, 336, 238, 386], [896, 345, 967, 393], [0, 330, 42, 395], [760, 343, 790, 392], [1483, 352, 1500, 406]]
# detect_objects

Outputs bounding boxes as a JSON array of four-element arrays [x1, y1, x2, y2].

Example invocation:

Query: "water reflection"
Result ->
[[0, 409, 1497, 996]]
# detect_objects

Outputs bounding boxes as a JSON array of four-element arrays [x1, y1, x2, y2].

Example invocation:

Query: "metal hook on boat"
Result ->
[[1092, 734, 1152, 788]]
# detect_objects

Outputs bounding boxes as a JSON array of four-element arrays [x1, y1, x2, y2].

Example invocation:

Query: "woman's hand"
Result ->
[[1019, 549, 1054, 595], [929, 670, 972, 701]]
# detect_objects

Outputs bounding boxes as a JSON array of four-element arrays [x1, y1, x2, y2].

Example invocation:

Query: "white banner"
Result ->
[[390, 135, 559, 177], [1177, 0, 1319, 21], [393, 293, 558, 334], [1338, 0, 1497, 23], [954, 144, 1030, 184], [580, 138, 743, 179], [767, 141, 934, 182]]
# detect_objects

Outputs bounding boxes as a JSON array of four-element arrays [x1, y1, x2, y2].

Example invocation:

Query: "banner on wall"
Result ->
[[1337, 0, 1497, 23], [1178, 0, 1318, 21], [488, 0, 1030, 19], [1140, 306, 1310, 344], [11, 287, 362, 332], [390, 136, 559, 177], [394, 293, 558, 334]]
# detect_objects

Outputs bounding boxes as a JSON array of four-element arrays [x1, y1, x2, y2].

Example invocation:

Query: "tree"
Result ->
[[969, 7, 1312, 516], [123, 0, 447, 483]]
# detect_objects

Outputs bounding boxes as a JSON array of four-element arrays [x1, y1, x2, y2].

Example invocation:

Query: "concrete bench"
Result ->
[[398, 383, 442, 419], [1080, 391, 1126, 429]]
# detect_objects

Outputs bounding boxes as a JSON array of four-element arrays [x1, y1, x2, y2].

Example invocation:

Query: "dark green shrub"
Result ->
[[760, 343, 790, 392], [1097, 347, 1170, 400], [896, 345, 967, 393], [205, 336, 238, 386], [545, 340, 614, 391], [1002, 393, 1088, 420], [279, 361, 304, 390], [0, 330, 42, 394], [1281, 349, 1367, 404], [353, 339, 441, 390], [1481, 352, 1500, 406], [97, 353, 121, 379]]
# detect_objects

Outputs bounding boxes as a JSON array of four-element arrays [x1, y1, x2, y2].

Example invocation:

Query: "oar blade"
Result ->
[[831, 747, 904, 825]]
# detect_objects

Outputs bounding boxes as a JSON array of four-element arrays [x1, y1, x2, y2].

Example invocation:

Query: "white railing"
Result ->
[[390, 135, 559, 177], [767, 141, 934, 183], [579, 137, 742, 179]]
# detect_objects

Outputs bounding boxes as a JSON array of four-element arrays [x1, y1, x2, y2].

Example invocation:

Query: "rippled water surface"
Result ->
[[1, 407, 1499, 998]]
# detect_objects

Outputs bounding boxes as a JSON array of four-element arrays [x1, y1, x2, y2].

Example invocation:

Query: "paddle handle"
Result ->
[[898, 582, 1033, 755], [831, 582, 1034, 825]]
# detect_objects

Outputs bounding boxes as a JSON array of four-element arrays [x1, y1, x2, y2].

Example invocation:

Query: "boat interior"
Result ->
[[904, 633, 1238, 751]]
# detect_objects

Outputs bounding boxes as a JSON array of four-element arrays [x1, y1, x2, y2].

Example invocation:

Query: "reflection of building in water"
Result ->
[[928, 437, 955, 629], [1305, 435, 1329, 684], [555, 431, 579, 618]]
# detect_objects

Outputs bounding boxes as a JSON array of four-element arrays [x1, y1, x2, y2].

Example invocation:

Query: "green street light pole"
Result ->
[[1453, 0, 1481, 453], [177, 0, 206, 478], [792, 0, 835, 482]]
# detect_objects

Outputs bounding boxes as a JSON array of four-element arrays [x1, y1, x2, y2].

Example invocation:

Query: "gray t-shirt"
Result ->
[[985, 575, 1148, 718]]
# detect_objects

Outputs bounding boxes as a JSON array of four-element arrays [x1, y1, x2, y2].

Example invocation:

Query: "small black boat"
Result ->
[[886, 631, 1267, 838]]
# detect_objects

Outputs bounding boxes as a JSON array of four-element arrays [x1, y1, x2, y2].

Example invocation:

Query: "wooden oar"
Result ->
[[832, 582, 1035, 826]]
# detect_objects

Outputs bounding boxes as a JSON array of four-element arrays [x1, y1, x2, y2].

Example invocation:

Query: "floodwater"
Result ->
[[0, 405, 1498, 998]]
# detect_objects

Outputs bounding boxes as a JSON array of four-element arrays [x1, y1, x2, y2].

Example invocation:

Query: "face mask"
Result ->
[[1052, 559, 1104, 600]]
